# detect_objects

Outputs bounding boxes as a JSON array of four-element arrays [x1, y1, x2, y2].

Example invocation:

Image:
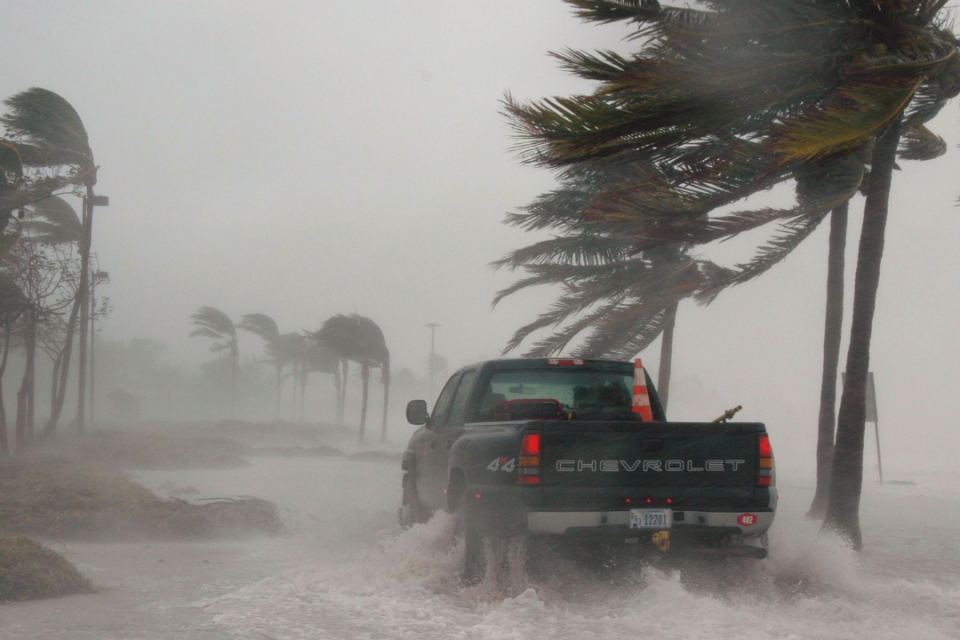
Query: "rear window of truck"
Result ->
[[476, 370, 636, 421]]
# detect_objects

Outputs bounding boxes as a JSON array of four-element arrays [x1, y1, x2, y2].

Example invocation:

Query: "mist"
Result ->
[[2, 1, 960, 638]]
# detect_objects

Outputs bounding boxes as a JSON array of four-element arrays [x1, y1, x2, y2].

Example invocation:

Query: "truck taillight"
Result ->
[[758, 434, 775, 487], [519, 432, 540, 485]]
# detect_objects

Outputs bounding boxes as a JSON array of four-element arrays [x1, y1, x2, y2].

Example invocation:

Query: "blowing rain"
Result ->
[[1, 2, 959, 639]]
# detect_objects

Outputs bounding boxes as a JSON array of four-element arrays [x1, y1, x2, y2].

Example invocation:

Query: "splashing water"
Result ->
[[190, 460, 960, 640]]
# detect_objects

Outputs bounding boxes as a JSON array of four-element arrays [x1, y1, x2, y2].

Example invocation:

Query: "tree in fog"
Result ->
[[311, 314, 390, 443], [238, 313, 285, 418], [3, 88, 101, 434], [20, 196, 84, 437], [190, 307, 240, 419], [287, 335, 340, 424], [505, 0, 960, 547], [0, 273, 27, 454], [4, 237, 79, 450]]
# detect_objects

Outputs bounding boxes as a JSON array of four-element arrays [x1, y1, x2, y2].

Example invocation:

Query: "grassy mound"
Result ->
[[38, 430, 249, 470], [0, 537, 93, 603], [0, 457, 284, 540]]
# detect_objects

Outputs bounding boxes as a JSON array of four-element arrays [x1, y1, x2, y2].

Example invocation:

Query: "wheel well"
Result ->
[[446, 468, 466, 513]]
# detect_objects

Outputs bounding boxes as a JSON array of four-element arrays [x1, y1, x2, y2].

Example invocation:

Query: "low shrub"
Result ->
[[0, 537, 93, 603]]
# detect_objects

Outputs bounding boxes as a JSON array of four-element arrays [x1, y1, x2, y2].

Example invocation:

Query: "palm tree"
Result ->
[[505, 0, 960, 547], [237, 313, 284, 418], [311, 314, 390, 443], [292, 337, 340, 424], [190, 307, 239, 419], [3, 88, 99, 434], [494, 164, 713, 410]]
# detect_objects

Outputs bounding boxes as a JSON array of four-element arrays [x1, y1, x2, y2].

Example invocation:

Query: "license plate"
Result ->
[[629, 508, 672, 530]]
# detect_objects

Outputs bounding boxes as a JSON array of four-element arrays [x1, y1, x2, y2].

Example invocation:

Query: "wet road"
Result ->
[[5, 457, 959, 639]]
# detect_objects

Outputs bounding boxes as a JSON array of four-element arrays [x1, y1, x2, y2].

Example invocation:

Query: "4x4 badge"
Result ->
[[487, 457, 516, 472]]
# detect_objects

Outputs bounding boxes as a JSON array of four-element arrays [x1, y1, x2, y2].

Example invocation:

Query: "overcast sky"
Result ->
[[3, 1, 960, 470]]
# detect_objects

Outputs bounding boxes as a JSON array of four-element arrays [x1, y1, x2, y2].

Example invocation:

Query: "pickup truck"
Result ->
[[400, 358, 776, 582]]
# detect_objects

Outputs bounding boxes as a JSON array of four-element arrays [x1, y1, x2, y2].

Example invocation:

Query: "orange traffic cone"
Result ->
[[633, 358, 654, 421]]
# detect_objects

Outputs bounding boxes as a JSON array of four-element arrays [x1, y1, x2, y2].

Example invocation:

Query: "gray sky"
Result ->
[[3, 1, 960, 470]]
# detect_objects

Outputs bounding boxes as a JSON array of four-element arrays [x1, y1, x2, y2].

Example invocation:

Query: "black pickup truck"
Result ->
[[400, 358, 776, 580]]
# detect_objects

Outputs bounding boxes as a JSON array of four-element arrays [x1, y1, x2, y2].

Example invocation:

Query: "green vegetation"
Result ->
[[0, 537, 93, 603], [0, 457, 283, 540]]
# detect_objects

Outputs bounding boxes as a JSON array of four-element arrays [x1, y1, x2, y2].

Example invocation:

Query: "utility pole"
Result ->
[[76, 191, 108, 432], [89, 270, 109, 428], [426, 323, 439, 399]]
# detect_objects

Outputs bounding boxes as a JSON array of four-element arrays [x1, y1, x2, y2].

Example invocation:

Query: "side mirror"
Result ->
[[406, 400, 429, 426]]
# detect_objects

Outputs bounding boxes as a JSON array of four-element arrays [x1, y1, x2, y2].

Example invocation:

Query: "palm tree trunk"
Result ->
[[44, 287, 83, 436], [332, 366, 342, 425], [76, 191, 94, 433], [50, 354, 64, 413], [807, 203, 849, 519], [822, 119, 902, 550], [0, 328, 12, 455], [657, 301, 679, 412], [358, 362, 369, 444], [339, 359, 349, 424], [380, 372, 390, 442], [291, 364, 298, 420], [275, 364, 282, 419], [27, 334, 35, 437], [15, 313, 36, 452], [299, 370, 308, 424], [89, 281, 97, 428], [230, 346, 238, 420]]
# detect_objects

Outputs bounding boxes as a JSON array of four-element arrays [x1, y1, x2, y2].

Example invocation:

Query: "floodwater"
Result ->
[[4, 457, 960, 640]]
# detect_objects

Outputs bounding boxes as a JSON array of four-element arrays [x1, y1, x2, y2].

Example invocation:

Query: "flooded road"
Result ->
[[5, 457, 960, 639]]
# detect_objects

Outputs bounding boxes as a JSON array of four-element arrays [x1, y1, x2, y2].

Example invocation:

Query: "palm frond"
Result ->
[[237, 313, 281, 344], [1, 88, 93, 170], [22, 196, 82, 244], [769, 76, 922, 165], [897, 120, 947, 160], [695, 212, 829, 304], [190, 306, 236, 343]]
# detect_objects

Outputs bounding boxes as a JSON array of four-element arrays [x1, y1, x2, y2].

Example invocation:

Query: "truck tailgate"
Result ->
[[541, 422, 760, 490]]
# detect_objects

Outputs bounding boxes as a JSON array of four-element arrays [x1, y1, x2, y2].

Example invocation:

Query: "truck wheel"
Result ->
[[398, 472, 428, 529], [461, 514, 486, 586]]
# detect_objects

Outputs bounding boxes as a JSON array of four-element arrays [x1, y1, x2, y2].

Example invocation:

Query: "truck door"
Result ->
[[417, 372, 460, 509], [433, 369, 477, 508]]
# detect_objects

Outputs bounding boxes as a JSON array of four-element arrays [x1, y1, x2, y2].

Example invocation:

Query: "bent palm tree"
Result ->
[[190, 307, 239, 419], [4, 88, 99, 434], [506, 0, 960, 548], [237, 313, 284, 418], [311, 314, 390, 443]]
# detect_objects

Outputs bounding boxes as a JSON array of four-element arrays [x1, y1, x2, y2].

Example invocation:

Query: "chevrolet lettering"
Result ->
[[555, 459, 746, 472]]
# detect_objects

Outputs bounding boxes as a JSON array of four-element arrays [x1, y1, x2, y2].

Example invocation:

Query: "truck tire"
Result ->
[[461, 514, 486, 586], [398, 472, 429, 529]]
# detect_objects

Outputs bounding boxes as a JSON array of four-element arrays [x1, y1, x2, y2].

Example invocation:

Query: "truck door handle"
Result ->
[[430, 440, 437, 450]]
